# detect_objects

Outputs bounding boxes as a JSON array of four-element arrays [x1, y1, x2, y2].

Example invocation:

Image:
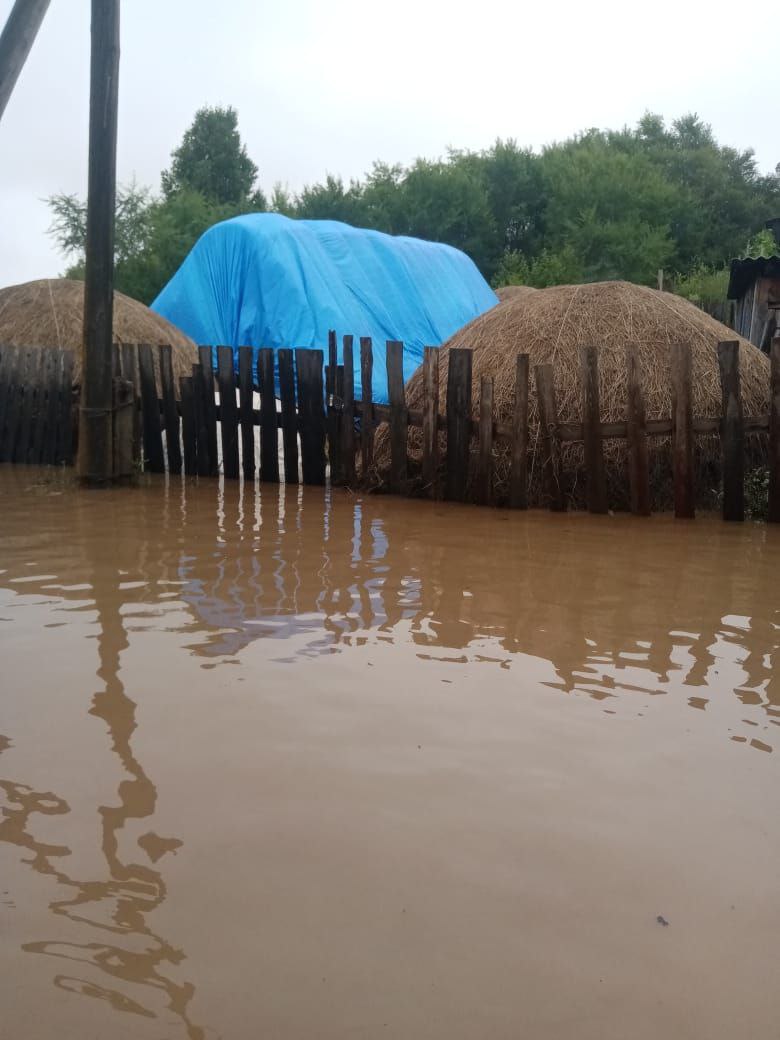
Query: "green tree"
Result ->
[[47, 180, 153, 275], [161, 105, 263, 207]]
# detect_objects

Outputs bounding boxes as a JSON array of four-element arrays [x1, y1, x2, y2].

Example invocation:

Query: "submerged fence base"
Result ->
[[1, 332, 779, 524]]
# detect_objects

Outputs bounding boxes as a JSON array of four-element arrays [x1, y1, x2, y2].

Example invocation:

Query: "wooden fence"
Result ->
[[2, 333, 780, 523], [0, 344, 74, 466]]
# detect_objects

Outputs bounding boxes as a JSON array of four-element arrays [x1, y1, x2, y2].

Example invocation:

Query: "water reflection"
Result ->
[[0, 496, 204, 1037], [0, 468, 778, 740]]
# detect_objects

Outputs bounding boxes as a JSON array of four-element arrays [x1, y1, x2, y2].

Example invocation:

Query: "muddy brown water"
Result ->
[[1, 466, 779, 1040]]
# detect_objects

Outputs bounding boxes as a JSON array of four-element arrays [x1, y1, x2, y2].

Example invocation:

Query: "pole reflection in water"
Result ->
[[0, 481, 204, 1038]]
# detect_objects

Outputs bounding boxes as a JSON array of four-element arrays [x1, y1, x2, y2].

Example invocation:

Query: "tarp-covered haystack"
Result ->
[[373, 280, 770, 510], [0, 278, 197, 390], [152, 213, 498, 402]]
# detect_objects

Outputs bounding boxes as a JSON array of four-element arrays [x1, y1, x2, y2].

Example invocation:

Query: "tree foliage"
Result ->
[[47, 109, 779, 307], [161, 105, 263, 208]]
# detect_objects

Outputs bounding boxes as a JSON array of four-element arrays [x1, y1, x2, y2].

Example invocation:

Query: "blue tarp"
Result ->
[[151, 213, 497, 402]]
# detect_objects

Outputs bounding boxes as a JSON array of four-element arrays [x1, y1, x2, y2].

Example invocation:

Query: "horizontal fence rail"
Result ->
[[1, 332, 779, 523]]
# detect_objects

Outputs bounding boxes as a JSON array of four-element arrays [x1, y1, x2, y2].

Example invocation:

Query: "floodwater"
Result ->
[[1, 467, 779, 1040]]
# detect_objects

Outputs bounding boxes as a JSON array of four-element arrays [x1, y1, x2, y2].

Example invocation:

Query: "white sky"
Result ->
[[1, 0, 777, 288]]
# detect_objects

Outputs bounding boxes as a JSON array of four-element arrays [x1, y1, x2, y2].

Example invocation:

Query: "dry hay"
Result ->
[[0, 278, 197, 392], [372, 280, 770, 510], [494, 284, 539, 303]]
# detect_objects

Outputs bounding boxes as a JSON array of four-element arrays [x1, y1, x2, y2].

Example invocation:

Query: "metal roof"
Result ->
[[727, 255, 780, 300]]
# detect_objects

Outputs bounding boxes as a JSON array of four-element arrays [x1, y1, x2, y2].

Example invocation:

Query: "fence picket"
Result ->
[[535, 363, 565, 511], [257, 347, 279, 483], [278, 348, 298, 484], [671, 342, 694, 519], [360, 337, 374, 479], [217, 345, 239, 479], [717, 340, 744, 522], [445, 348, 472, 502]]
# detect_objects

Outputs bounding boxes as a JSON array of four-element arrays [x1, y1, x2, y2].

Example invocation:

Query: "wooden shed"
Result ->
[[727, 218, 780, 352]]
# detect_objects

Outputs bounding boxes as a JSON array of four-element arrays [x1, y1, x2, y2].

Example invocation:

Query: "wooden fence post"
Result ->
[[198, 345, 218, 476], [580, 344, 607, 513], [476, 375, 494, 506], [445, 348, 472, 502], [671, 341, 694, 518], [626, 343, 650, 515], [422, 346, 440, 497], [112, 376, 134, 478], [180, 375, 196, 474], [192, 361, 210, 477], [769, 335, 780, 523], [217, 345, 239, 479], [138, 343, 164, 473], [295, 348, 326, 485], [159, 345, 181, 475], [717, 340, 744, 522], [508, 354, 529, 509], [360, 337, 374, 479], [257, 347, 279, 483], [327, 330, 342, 485], [534, 363, 565, 511], [278, 348, 298, 484], [78, 0, 120, 483], [238, 346, 255, 480], [341, 335, 356, 486], [386, 340, 407, 494]]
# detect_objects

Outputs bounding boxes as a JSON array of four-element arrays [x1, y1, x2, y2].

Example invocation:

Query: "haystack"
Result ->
[[494, 284, 539, 303], [0, 278, 197, 390], [373, 281, 770, 510]]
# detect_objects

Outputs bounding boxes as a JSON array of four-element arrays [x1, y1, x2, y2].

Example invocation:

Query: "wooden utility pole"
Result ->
[[79, 0, 120, 483], [0, 0, 52, 122]]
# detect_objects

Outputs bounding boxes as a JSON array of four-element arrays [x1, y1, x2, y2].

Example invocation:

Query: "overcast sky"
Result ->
[[1, 0, 777, 289]]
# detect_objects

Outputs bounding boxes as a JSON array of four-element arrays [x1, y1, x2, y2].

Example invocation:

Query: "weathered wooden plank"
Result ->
[[360, 337, 374, 479], [0, 345, 19, 454], [257, 347, 279, 483], [327, 330, 342, 485], [421, 346, 440, 498], [198, 345, 218, 476], [535, 363, 565, 511], [445, 347, 472, 502], [159, 345, 182, 475], [40, 347, 61, 465], [671, 341, 694, 518], [238, 346, 255, 480], [625, 343, 650, 516], [278, 347, 298, 483], [508, 354, 529, 509], [192, 361, 210, 478], [476, 375, 494, 506], [385, 340, 407, 494], [120, 343, 141, 466], [0, 346, 25, 461], [30, 347, 56, 464], [13, 347, 42, 464], [580, 344, 607, 513], [341, 336, 356, 486], [295, 348, 326, 485], [717, 340, 744, 522], [138, 343, 164, 473], [217, 345, 239, 479], [112, 376, 134, 478], [180, 375, 196, 475], [769, 336, 780, 523], [55, 350, 74, 465]]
